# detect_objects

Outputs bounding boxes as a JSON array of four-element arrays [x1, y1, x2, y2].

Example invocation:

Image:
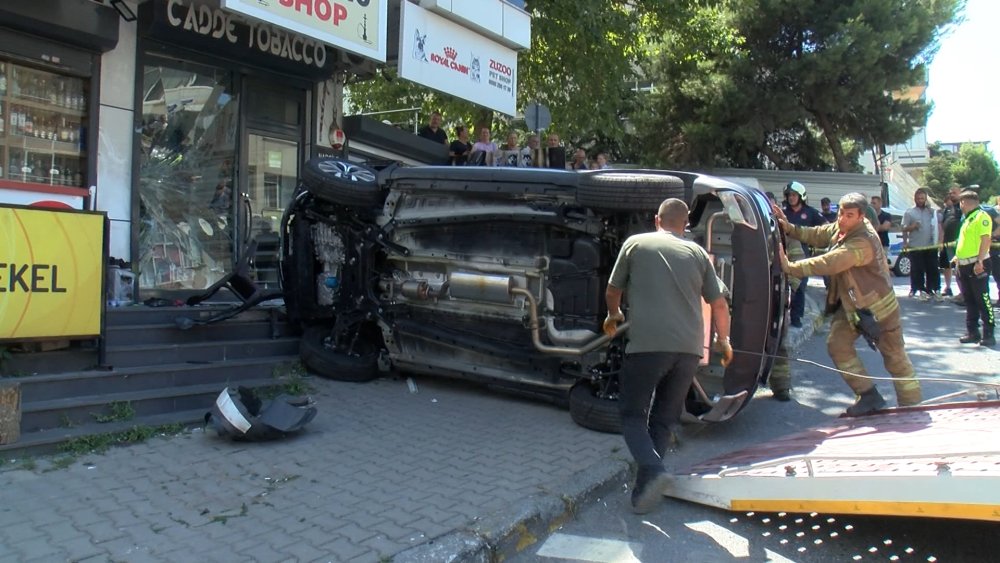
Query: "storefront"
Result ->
[[0, 0, 119, 210], [133, 0, 343, 295]]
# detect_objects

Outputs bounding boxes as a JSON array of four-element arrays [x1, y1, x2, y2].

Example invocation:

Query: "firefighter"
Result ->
[[773, 192, 922, 416], [769, 239, 804, 401]]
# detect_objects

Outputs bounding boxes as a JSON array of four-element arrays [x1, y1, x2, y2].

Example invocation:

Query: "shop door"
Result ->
[[245, 133, 298, 289], [240, 79, 306, 290]]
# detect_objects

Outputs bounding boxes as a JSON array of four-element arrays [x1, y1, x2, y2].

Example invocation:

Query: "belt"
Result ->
[[955, 256, 984, 265]]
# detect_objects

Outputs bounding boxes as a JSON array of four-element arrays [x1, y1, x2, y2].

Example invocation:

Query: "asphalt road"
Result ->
[[510, 277, 1000, 563]]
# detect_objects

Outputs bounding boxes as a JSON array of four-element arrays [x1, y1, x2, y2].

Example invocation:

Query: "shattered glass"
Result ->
[[137, 60, 238, 291]]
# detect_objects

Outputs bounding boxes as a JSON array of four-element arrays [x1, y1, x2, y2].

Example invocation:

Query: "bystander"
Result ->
[[603, 198, 732, 514], [901, 188, 940, 300]]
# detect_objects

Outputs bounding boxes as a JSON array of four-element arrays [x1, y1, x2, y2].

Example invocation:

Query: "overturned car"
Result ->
[[279, 158, 787, 432]]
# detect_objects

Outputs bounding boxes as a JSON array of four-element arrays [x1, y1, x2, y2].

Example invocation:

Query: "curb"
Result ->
[[393, 458, 631, 562], [784, 294, 826, 354]]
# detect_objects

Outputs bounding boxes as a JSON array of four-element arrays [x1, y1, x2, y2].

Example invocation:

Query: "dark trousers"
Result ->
[[958, 260, 995, 335], [908, 248, 940, 294], [790, 281, 807, 324], [991, 247, 1000, 297], [619, 352, 699, 468]]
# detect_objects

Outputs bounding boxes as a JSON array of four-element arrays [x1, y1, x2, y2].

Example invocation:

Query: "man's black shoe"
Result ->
[[631, 466, 671, 514], [980, 335, 996, 347], [790, 319, 803, 328], [773, 389, 792, 402], [959, 333, 981, 344]]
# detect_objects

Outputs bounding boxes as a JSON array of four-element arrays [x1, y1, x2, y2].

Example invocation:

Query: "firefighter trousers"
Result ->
[[827, 307, 922, 406]]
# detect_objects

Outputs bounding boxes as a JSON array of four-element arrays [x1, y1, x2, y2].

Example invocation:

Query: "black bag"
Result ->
[[855, 308, 881, 350]]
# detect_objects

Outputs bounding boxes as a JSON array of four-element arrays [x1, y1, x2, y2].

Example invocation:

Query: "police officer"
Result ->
[[774, 192, 922, 416], [953, 190, 995, 347]]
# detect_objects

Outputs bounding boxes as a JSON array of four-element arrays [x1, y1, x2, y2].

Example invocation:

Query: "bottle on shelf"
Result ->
[[24, 110, 34, 137], [0, 63, 6, 95]]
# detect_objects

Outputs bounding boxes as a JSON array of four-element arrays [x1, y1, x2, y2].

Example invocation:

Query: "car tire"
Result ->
[[568, 381, 622, 434], [893, 255, 912, 277], [299, 326, 380, 382], [301, 157, 382, 207], [576, 172, 686, 210]]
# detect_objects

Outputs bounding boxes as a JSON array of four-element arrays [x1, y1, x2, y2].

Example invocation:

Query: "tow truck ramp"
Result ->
[[666, 401, 1000, 521]]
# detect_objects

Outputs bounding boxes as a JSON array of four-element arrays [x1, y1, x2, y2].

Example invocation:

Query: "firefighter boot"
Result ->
[[845, 386, 887, 417]]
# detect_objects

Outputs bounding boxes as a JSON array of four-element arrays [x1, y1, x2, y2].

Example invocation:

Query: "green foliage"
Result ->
[[58, 423, 185, 456], [635, 0, 964, 171], [92, 401, 136, 424], [923, 155, 955, 199], [923, 143, 998, 201], [259, 361, 314, 399], [952, 144, 999, 198]]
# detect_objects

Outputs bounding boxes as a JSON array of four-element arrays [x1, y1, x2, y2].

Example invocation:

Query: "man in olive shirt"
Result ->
[[954, 190, 995, 347], [603, 198, 732, 514]]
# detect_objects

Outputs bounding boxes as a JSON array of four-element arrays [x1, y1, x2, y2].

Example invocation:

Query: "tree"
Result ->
[[922, 153, 956, 199], [634, 0, 964, 171], [952, 143, 999, 199]]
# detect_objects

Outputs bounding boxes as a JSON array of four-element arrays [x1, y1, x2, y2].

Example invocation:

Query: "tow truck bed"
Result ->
[[667, 401, 1000, 521]]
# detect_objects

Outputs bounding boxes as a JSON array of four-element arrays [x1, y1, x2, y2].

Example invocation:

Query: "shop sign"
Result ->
[[0, 205, 105, 341], [398, 1, 517, 116], [146, 0, 333, 78], [0, 189, 84, 210], [221, 0, 387, 63]]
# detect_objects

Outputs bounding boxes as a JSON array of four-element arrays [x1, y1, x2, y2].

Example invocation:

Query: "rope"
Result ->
[[708, 345, 1000, 390]]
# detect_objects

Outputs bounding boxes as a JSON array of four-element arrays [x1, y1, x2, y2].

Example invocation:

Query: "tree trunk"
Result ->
[[760, 144, 788, 170], [814, 111, 851, 172], [0, 381, 20, 445]]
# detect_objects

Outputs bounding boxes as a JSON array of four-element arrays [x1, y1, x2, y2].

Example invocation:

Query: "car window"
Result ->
[[718, 191, 759, 231]]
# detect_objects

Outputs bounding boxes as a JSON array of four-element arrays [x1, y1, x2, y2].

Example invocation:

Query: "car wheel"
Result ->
[[576, 172, 686, 211], [568, 381, 621, 434], [301, 157, 382, 207], [893, 255, 912, 277], [299, 326, 380, 382]]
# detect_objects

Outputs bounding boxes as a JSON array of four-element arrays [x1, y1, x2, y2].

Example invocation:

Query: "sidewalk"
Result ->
[[0, 298, 825, 563], [0, 375, 627, 562]]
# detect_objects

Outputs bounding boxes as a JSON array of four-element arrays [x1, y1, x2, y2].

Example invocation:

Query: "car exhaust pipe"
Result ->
[[510, 287, 629, 356]]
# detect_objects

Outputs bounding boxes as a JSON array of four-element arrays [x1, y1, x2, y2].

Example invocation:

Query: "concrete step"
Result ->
[[0, 408, 208, 458], [2, 346, 99, 377], [103, 337, 300, 368], [103, 320, 296, 347], [20, 378, 277, 434], [16, 356, 299, 404]]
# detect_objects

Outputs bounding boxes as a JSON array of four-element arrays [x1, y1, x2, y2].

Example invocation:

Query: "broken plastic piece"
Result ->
[[205, 386, 317, 441]]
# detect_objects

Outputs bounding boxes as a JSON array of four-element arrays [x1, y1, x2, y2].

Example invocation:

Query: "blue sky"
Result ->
[[925, 0, 999, 154]]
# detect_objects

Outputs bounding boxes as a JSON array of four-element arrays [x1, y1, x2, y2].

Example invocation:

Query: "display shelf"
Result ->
[[2, 96, 86, 117], [2, 135, 86, 157]]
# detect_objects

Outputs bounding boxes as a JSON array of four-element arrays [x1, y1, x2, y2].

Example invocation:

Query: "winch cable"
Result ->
[[704, 344, 1000, 391]]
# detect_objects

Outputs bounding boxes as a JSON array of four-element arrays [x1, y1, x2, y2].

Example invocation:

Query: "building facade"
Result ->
[[1, 0, 531, 303]]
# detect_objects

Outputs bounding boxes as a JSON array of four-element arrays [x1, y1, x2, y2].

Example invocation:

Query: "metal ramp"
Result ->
[[666, 401, 1000, 522]]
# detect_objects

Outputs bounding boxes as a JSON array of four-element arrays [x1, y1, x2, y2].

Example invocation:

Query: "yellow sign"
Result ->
[[0, 206, 106, 340], [221, 0, 387, 62]]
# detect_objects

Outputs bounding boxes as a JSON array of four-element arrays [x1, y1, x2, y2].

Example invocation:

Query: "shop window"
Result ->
[[0, 60, 89, 188], [137, 60, 238, 292]]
